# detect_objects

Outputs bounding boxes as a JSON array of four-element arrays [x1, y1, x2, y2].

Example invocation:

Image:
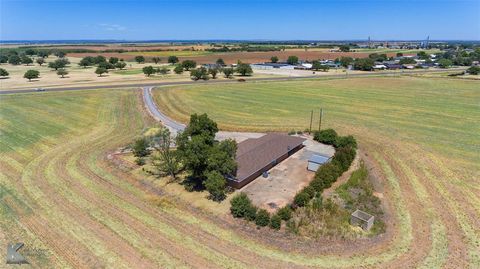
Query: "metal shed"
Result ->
[[307, 154, 331, 172], [350, 209, 375, 231]]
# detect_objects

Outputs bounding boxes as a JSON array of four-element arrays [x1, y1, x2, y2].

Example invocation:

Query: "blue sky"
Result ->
[[1, 0, 479, 41]]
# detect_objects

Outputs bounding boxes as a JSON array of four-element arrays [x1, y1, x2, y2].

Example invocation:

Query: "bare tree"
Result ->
[[151, 128, 181, 181]]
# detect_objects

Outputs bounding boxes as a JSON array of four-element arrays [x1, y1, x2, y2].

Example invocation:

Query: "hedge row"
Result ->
[[293, 130, 357, 208], [230, 193, 292, 230], [313, 129, 357, 150]]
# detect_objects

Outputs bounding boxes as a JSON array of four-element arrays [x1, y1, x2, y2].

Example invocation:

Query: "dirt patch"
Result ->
[[240, 139, 335, 213]]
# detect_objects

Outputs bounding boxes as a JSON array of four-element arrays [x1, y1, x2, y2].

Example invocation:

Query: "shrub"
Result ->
[[245, 205, 257, 221], [334, 135, 357, 149], [255, 209, 270, 227], [135, 157, 146, 166], [309, 178, 325, 192], [312, 196, 323, 210], [277, 206, 292, 221], [269, 214, 281, 230], [173, 65, 184, 74], [303, 186, 316, 199], [313, 129, 338, 145], [294, 191, 310, 207], [286, 219, 299, 234], [467, 66, 480, 75], [332, 147, 356, 171], [230, 193, 253, 218], [315, 163, 341, 185], [132, 137, 150, 157]]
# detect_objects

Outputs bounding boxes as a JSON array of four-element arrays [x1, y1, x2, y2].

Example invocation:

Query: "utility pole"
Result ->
[[318, 108, 323, 131], [309, 110, 313, 133]]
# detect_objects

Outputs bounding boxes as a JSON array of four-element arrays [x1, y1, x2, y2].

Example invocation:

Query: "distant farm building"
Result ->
[[250, 63, 296, 70], [227, 133, 306, 188], [307, 154, 331, 172]]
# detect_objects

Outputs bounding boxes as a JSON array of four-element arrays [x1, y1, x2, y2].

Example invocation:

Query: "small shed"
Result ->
[[307, 154, 331, 172], [350, 209, 374, 231]]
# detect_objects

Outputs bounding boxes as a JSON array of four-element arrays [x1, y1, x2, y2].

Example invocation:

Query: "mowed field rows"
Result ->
[[0, 76, 478, 268], [153, 77, 480, 267]]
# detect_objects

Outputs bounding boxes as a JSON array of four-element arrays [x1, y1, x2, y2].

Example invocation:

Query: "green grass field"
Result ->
[[1, 76, 478, 268], [153, 77, 479, 166], [153, 76, 480, 267]]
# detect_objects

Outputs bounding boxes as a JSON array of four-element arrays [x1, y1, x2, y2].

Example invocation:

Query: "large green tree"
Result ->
[[36, 58, 45, 66], [176, 114, 237, 197], [8, 55, 21, 65], [0, 55, 8, 63], [223, 68, 234, 78], [115, 61, 127, 69], [168, 56, 179, 64], [181, 60, 197, 71], [95, 67, 108, 77], [142, 66, 155, 76], [135, 55, 146, 64], [57, 68, 68, 78], [270, 56, 279, 63], [339, 45, 350, 52], [48, 58, 69, 70], [109, 57, 119, 64], [399, 58, 416, 65], [353, 58, 374, 71], [24, 70, 40, 81], [287, 55, 299, 65], [216, 58, 225, 65], [190, 67, 209, 80], [236, 63, 253, 76], [21, 55, 33, 65], [338, 56, 353, 67], [437, 58, 453, 68], [0, 68, 9, 78]]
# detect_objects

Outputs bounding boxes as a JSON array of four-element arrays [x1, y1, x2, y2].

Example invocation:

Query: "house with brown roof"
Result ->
[[227, 133, 306, 189]]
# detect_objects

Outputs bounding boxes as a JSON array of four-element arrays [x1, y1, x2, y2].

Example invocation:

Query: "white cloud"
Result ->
[[98, 23, 126, 31]]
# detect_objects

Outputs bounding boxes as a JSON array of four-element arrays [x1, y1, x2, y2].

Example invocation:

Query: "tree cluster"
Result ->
[[142, 66, 170, 77], [176, 114, 237, 201], [353, 58, 374, 71]]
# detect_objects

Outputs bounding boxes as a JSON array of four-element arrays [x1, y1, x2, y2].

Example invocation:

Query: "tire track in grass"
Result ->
[[62, 135, 203, 268], [22, 141, 124, 268], [398, 142, 477, 267], [47, 91, 246, 267], [393, 157, 448, 268], [421, 168, 480, 267], [44, 140, 163, 268], [77, 102, 255, 268], [78, 148, 250, 269]]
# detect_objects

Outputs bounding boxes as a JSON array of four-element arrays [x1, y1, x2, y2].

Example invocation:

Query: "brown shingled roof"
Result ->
[[235, 133, 306, 182]]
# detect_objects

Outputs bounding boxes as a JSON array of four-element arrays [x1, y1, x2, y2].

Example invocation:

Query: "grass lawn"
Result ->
[[153, 76, 479, 166], [153, 76, 480, 267], [1, 76, 478, 267], [112, 68, 145, 75]]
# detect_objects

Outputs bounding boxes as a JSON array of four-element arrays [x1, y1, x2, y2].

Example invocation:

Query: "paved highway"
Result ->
[[0, 68, 464, 95]]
